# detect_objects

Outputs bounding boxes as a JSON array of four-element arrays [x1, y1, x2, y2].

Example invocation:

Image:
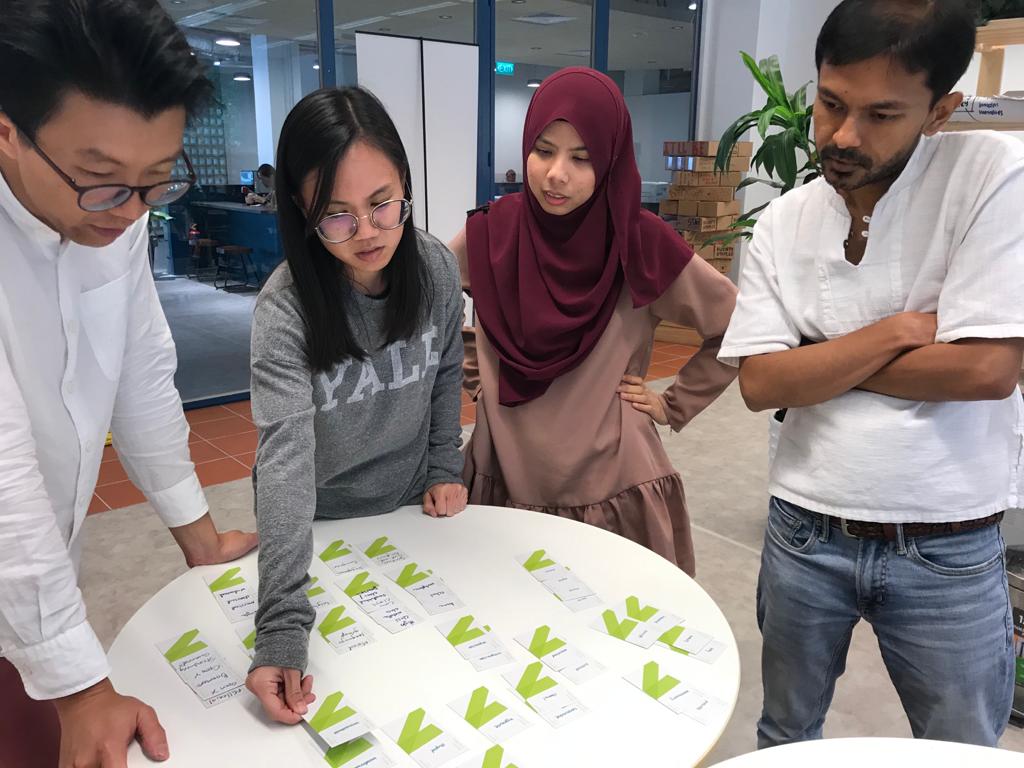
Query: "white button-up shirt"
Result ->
[[0, 170, 207, 699], [720, 131, 1024, 522]]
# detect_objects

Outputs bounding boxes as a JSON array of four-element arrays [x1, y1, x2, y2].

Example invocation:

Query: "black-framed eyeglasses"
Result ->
[[22, 134, 197, 213], [315, 199, 413, 244]]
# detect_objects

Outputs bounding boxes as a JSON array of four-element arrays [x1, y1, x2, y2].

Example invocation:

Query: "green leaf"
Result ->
[[790, 82, 811, 113], [736, 176, 783, 191], [739, 201, 772, 220], [701, 231, 748, 247], [760, 55, 790, 110], [732, 218, 759, 229], [773, 128, 798, 189], [741, 51, 777, 102], [757, 107, 778, 139]]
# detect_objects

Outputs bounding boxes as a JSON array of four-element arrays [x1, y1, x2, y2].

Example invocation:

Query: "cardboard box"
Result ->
[[658, 199, 678, 216], [679, 214, 739, 233], [667, 155, 752, 172], [662, 140, 754, 158], [706, 257, 733, 275], [676, 201, 700, 217], [678, 186, 736, 203], [692, 240, 739, 259], [697, 200, 741, 217], [697, 171, 743, 187]]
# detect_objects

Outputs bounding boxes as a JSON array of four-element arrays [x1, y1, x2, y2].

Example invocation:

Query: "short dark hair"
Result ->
[[275, 87, 430, 372], [257, 164, 275, 178], [816, 0, 978, 104], [0, 0, 213, 139]]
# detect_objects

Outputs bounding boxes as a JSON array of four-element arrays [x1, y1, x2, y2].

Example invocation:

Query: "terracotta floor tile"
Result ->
[[188, 430, 205, 444], [185, 405, 235, 426], [190, 415, 257, 441], [102, 445, 118, 463], [646, 364, 680, 381], [95, 480, 146, 510], [87, 494, 110, 515], [190, 440, 229, 464], [235, 451, 256, 470], [651, 350, 684, 365], [97, 459, 128, 486], [223, 400, 254, 421], [194, 457, 252, 487], [208, 432, 259, 457]]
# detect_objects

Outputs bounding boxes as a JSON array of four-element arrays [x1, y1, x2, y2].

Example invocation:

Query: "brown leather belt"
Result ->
[[829, 512, 1004, 541]]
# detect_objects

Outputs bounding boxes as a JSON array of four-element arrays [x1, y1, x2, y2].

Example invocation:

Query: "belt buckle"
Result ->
[[840, 518, 857, 538]]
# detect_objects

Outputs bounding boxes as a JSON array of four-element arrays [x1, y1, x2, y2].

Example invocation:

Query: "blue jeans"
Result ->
[[757, 497, 1015, 748]]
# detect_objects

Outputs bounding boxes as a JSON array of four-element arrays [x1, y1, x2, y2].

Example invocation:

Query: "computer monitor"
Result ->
[[239, 170, 255, 185]]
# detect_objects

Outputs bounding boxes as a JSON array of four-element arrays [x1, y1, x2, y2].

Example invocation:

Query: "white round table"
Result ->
[[708, 737, 1022, 767], [110, 505, 740, 767]]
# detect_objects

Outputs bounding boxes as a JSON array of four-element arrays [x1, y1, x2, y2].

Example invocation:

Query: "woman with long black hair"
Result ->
[[245, 87, 467, 723]]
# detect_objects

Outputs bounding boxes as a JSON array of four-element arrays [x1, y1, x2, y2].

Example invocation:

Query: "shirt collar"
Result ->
[[0, 164, 64, 249]]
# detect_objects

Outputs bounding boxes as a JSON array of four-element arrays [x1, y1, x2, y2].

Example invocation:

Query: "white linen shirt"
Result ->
[[0, 170, 207, 699], [719, 131, 1024, 522]]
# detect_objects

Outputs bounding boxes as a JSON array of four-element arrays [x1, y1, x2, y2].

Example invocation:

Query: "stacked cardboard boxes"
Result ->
[[657, 140, 753, 276]]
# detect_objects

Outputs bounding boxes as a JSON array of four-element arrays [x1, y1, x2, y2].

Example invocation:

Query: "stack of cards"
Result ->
[[437, 615, 515, 671], [340, 571, 419, 634], [360, 536, 410, 568], [456, 745, 522, 768], [157, 629, 245, 708], [625, 661, 727, 725], [386, 562, 463, 616], [514, 625, 603, 684], [318, 539, 365, 576], [448, 686, 531, 743], [592, 596, 727, 664], [205, 567, 257, 623], [502, 662, 586, 728], [384, 708, 466, 768], [516, 550, 601, 612], [316, 603, 375, 654]]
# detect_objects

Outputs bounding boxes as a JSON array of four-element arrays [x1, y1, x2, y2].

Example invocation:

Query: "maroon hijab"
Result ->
[[467, 67, 693, 406]]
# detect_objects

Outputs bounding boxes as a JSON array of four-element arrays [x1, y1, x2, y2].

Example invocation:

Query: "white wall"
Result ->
[[219, 72, 259, 182], [494, 64, 559, 182], [626, 92, 691, 183]]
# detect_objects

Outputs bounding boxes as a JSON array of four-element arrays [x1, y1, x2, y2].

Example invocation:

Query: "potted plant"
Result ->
[[710, 52, 821, 247]]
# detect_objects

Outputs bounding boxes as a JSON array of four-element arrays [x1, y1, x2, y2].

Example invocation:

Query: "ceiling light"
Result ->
[[213, 60, 222, 66], [391, 2, 457, 16], [511, 0, 526, 3], [378, 27, 391, 31], [336, 16, 389, 31], [689, 1, 698, 8], [216, 37, 241, 47], [530, 46, 542, 50], [439, 14, 452, 19], [172, 0, 186, 4], [233, 73, 252, 82], [527, 79, 541, 88], [313, 63, 320, 70], [672, 25, 685, 30]]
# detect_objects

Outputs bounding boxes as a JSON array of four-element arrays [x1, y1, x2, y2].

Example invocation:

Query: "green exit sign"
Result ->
[[495, 61, 515, 76]]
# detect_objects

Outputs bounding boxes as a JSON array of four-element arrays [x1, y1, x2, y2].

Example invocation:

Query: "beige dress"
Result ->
[[460, 253, 738, 575]]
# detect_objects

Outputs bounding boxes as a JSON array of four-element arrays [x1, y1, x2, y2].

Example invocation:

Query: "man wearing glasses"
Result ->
[[0, 2, 257, 766]]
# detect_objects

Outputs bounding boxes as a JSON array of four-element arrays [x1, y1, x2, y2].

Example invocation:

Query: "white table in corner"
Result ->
[[708, 737, 1023, 767], [109, 504, 740, 767]]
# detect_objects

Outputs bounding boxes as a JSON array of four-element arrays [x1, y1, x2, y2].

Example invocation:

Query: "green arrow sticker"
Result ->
[[241, 628, 256, 651], [208, 567, 245, 593], [446, 616, 488, 647], [319, 540, 352, 563], [657, 625, 692, 654], [396, 708, 442, 754], [324, 737, 373, 767], [307, 576, 326, 598], [527, 625, 566, 658], [464, 687, 507, 729], [364, 536, 397, 559], [308, 691, 357, 734], [522, 549, 556, 572], [515, 662, 557, 701], [601, 610, 639, 640], [163, 629, 207, 663], [395, 563, 432, 588], [318, 606, 356, 639], [343, 572, 378, 597], [624, 596, 658, 622], [482, 745, 518, 768], [642, 661, 680, 700]]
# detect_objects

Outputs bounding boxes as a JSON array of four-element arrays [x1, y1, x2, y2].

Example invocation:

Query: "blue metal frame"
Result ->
[[316, 0, 337, 87], [591, 0, 610, 73], [475, 0, 495, 205]]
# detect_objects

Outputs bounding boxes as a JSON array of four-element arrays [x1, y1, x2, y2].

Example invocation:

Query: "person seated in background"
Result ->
[[246, 163, 277, 208], [718, 0, 1024, 749], [245, 86, 467, 724], [0, 2, 258, 766]]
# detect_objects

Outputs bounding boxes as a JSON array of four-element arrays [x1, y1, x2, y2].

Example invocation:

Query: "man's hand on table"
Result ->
[[54, 678, 167, 767], [423, 483, 468, 518], [169, 512, 258, 568], [246, 666, 316, 724]]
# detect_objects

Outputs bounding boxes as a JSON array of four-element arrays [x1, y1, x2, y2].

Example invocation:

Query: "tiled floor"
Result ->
[[90, 341, 699, 513]]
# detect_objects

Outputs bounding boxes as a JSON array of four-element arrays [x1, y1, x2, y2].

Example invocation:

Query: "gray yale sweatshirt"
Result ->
[[250, 230, 464, 671]]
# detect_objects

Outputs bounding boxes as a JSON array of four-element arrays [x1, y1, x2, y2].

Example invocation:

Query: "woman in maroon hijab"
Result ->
[[449, 67, 737, 574]]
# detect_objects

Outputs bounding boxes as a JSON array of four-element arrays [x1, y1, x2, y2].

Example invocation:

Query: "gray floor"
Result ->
[[156, 277, 257, 404], [79, 382, 1024, 764]]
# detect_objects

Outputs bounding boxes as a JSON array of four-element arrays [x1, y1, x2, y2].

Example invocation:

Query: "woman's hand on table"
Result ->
[[618, 375, 670, 426], [246, 666, 316, 725], [423, 483, 468, 518]]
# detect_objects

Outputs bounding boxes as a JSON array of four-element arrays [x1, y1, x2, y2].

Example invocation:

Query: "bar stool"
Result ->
[[214, 245, 258, 292], [188, 238, 218, 281]]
